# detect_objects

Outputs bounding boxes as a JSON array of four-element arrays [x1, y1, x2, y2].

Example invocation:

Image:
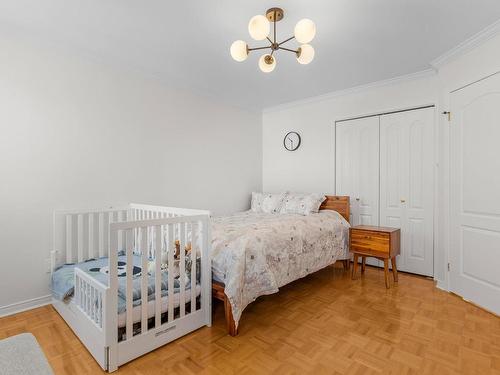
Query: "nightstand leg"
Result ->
[[383, 259, 390, 289], [391, 256, 398, 282], [361, 257, 366, 273], [352, 254, 359, 280]]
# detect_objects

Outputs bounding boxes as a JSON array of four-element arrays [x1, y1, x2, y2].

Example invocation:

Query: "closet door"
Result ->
[[336, 116, 379, 226], [380, 108, 434, 276], [450, 72, 500, 315]]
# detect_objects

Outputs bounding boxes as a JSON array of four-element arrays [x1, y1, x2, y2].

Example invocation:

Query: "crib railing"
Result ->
[[74, 268, 108, 330], [53, 206, 130, 266], [52, 203, 209, 268]]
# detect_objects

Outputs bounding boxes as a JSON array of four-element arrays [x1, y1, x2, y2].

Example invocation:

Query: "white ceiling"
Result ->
[[2, 1, 500, 110]]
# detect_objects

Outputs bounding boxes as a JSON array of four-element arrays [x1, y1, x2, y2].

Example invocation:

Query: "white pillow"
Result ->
[[280, 193, 326, 215], [251, 192, 287, 214]]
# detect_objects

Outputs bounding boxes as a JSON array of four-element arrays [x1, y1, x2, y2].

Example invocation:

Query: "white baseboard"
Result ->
[[0, 295, 52, 318], [435, 279, 449, 292]]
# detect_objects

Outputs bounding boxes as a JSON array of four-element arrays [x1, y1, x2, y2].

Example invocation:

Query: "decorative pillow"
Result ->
[[251, 192, 287, 214], [250, 192, 265, 212], [280, 193, 326, 215]]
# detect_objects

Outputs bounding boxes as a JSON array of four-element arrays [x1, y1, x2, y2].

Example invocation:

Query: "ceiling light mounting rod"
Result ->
[[230, 7, 316, 72]]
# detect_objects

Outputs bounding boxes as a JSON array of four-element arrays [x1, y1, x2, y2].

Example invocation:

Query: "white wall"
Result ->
[[0, 34, 262, 312], [263, 31, 500, 288]]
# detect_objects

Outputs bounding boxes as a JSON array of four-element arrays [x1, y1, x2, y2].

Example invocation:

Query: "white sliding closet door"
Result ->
[[380, 108, 434, 276], [336, 116, 379, 226], [450, 72, 500, 315]]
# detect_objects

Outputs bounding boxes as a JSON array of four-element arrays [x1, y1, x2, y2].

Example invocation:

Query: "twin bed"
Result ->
[[50, 196, 350, 371], [211, 195, 351, 335]]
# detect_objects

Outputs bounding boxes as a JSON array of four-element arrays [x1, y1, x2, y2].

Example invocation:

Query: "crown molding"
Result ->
[[263, 69, 437, 114], [430, 19, 500, 70]]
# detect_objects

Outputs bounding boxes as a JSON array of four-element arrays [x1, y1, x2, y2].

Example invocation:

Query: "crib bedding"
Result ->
[[211, 210, 350, 328], [51, 254, 200, 315]]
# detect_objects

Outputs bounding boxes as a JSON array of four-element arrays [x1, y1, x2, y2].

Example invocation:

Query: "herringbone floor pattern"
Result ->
[[1, 264, 499, 374]]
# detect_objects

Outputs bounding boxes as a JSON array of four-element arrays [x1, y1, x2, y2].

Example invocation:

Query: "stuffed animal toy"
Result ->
[[147, 240, 192, 275]]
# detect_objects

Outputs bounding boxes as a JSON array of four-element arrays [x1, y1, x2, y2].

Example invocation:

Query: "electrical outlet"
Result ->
[[45, 258, 51, 273]]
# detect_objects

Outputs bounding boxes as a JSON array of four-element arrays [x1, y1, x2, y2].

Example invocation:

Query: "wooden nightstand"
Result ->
[[349, 225, 401, 288]]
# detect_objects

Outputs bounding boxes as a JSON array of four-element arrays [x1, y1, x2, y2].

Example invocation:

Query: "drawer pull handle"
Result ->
[[364, 236, 371, 240]]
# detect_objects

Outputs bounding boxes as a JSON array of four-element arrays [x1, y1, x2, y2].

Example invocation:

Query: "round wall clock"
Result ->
[[283, 131, 301, 151]]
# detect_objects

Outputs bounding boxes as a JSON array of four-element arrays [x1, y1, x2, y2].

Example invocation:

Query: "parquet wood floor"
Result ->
[[1, 264, 499, 374]]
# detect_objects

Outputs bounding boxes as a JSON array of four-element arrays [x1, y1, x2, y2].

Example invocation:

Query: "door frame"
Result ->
[[334, 104, 438, 278]]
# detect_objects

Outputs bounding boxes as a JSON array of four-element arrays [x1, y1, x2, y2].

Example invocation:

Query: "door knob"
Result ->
[[356, 198, 360, 201]]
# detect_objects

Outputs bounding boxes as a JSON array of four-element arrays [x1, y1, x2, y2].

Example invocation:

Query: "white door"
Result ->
[[336, 116, 379, 226], [380, 108, 434, 276], [450, 72, 500, 315]]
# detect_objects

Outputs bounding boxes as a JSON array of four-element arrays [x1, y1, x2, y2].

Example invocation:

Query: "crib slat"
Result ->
[[97, 292, 102, 327], [167, 224, 174, 322], [88, 214, 94, 259], [85, 282, 89, 314], [91, 286, 95, 321], [75, 277, 79, 307], [117, 211, 124, 252], [77, 214, 84, 262], [141, 227, 149, 334], [191, 222, 197, 312], [179, 223, 186, 318], [108, 212, 113, 257], [99, 213, 105, 258], [154, 226, 162, 327], [66, 215, 72, 263], [125, 230, 133, 341]]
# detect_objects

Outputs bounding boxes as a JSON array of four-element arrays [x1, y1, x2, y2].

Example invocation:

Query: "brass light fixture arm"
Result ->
[[279, 46, 300, 54], [248, 46, 272, 52], [278, 36, 295, 46]]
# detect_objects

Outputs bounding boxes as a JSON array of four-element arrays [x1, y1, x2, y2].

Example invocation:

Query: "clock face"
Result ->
[[283, 131, 301, 151]]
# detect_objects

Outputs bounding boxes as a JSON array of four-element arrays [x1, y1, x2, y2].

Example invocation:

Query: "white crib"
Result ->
[[50, 203, 211, 372]]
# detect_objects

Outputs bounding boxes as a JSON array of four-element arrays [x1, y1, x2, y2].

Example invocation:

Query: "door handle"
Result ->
[[400, 199, 406, 203], [356, 198, 360, 201]]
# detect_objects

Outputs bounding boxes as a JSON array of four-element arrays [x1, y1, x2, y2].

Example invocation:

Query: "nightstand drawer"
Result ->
[[350, 230, 389, 253]]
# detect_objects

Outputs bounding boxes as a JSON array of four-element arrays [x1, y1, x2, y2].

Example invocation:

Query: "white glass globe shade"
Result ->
[[258, 54, 276, 73], [248, 15, 270, 41], [297, 44, 315, 65], [294, 19, 316, 44], [230, 40, 248, 62]]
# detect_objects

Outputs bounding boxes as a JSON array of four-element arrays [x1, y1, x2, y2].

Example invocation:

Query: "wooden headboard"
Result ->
[[319, 196, 350, 223]]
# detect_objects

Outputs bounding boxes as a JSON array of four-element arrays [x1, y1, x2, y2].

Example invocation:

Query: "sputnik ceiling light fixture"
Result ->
[[230, 7, 316, 73]]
